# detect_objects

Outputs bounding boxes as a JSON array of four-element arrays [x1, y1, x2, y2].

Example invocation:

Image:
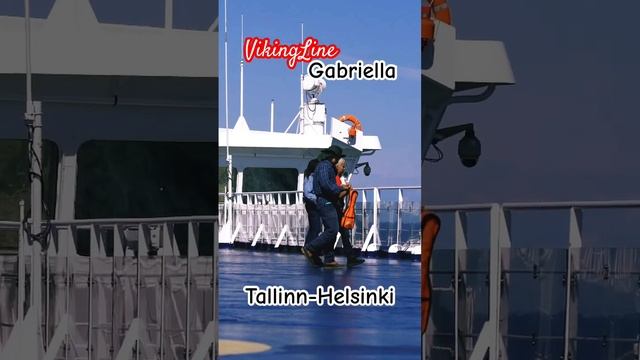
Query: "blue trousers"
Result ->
[[306, 201, 338, 255], [304, 199, 322, 246], [323, 208, 354, 263]]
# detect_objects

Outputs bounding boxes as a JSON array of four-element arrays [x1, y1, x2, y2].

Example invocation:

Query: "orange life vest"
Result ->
[[340, 190, 358, 230]]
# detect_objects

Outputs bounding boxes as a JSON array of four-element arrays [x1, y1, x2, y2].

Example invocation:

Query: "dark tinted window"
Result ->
[[76, 140, 218, 218]]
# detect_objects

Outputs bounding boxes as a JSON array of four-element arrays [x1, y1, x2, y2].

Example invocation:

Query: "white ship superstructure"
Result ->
[[0, 1, 219, 358]]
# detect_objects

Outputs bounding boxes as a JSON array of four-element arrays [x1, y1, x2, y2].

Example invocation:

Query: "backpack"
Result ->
[[303, 174, 317, 202]]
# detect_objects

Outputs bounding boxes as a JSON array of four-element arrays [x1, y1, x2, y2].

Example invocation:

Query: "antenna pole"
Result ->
[[300, 23, 304, 109], [224, 0, 233, 229], [270, 99, 275, 132], [25, 0, 32, 106], [239, 14, 244, 118], [24, 0, 44, 350], [224, 0, 229, 160]]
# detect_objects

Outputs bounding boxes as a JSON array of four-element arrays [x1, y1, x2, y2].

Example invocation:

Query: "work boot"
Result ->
[[347, 256, 365, 267], [301, 247, 323, 267]]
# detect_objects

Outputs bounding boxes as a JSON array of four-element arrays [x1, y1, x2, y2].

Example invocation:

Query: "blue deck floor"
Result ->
[[219, 248, 421, 359]]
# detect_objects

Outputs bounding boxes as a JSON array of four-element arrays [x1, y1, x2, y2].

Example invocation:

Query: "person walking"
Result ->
[[323, 157, 365, 267], [303, 159, 321, 246], [301, 145, 350, 267]]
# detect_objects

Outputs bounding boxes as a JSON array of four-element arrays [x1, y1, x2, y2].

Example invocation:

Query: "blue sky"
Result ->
[[219, 0, 421, 188], [424, 1, 640, 248], [425, 0, 640, 204]]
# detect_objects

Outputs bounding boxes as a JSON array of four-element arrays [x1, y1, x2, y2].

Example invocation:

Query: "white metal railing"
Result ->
[[0, 213, 218, 360], [424, 200, 640, 360], [218, 186, 421, 253]]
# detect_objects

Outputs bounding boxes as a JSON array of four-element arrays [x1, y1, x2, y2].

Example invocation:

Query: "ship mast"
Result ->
[[223, 0, 233, 231], [24, 0, 45, 353], [239, 14, 244, 121]]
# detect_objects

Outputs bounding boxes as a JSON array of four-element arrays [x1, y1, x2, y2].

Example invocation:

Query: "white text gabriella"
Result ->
[[308, 60, 398, 81]]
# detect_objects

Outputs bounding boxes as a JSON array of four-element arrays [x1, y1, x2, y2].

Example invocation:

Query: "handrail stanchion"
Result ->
[[18, 201, 25, 323], [361, 190, 367, 247], [373, 188, 381, 250], [498, 206, 511, 357], [564, 207, 583, 360], [453, 210, 468, 359], [396, 189, 403, 246], [489, 204, 501, 360]]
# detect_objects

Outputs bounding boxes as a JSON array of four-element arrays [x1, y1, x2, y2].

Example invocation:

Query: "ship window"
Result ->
[[0, 139, 59, 250], [0, 0, 56, 19], [173, 0, 218, 31], [218, 166, 237, 193], [89, 0, 164, 28], [76, 140, 218, 219], [242, 168, 298, 193]]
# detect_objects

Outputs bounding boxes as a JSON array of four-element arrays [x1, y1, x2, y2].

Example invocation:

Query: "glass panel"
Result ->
[[460, 249, 490, 358], [430, 249, 454, 273], [505, 338, 564, 360], [69, 256, 91, 358], [188, 257, 214, 355], [353, 199, 374, 249], [465, 249, 490, 272], [503, 249, 568, 359], [400, 201, 421, 244], [505, 248, 567, 357], [379, 201, 398, 248], [46, 256, 70, 359], [426, 249, 490, 359], [575, 248, 640, 343], [0, 255, 18, 348], [112, 257, 138, 357], [88, 257, 113, 359], [575, 338, 636, 360], [459, 273, 490, 339], [163, 256, 188, 358], [139, 256, 163, 358]]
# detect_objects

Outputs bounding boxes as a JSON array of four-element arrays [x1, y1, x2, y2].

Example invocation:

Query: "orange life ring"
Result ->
[[422, 0, 452, 43], [338, 114, 363, 138]]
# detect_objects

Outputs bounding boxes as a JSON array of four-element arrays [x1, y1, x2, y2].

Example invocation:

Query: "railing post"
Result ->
[[361, 191, 367, 246], [89, 225, 99, 359], [454, 210, 469, 358], [159, 223, 169, 360], [18, 201, 25, 323], [186, 222, 197, 358], [488, 204, 502, 360], [373, 188, 380, 245], [396, 189, 403, 246], [212, 218, 219, 359], [499, 206, 511, 358], [564, 207, 582, 360]]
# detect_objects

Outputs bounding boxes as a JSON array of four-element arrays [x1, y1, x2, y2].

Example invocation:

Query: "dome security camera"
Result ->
[[364, 163, 371, 176], [458, 130, 481, 167]]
